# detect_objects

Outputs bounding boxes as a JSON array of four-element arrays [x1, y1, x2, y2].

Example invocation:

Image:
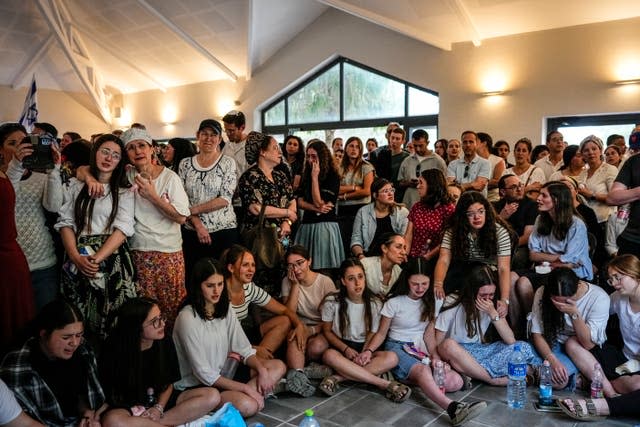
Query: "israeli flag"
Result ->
[[18, 75, 38, 132]]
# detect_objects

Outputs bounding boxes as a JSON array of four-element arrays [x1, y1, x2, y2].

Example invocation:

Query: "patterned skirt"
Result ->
[[132, 250, 185, 330], [460, 340, 542, 378], [61, 234, 137, 341]]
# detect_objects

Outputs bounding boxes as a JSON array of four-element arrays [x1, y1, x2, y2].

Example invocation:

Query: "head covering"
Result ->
[[121, 127, 152, 147], [579, 135, 603, 153], [561, 145, 579, 170], [197, 119, 222, 135], [245, 131, 266, 165], [629, 131, 640, 152]]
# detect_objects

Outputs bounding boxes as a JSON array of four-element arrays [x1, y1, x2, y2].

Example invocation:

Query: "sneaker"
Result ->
[[285, 369, 316, 397], [303, 362, 333, 379], [450, 401, 487, 426]]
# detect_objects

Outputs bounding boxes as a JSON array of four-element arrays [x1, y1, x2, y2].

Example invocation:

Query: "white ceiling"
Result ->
[[3, 0, 640, 101]]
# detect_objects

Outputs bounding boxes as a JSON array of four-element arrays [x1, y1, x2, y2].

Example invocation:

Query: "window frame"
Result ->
[[261, 56, 439, 140], [547, 113, 640, 133]]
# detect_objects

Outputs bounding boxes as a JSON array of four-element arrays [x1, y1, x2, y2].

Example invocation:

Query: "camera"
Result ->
[[22, 133, 55, 170]]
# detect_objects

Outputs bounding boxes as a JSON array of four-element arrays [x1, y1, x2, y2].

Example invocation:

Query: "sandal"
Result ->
[[557, 398, 607, 421], [385, 380, 412, 403], [319, 375, 340, 396]]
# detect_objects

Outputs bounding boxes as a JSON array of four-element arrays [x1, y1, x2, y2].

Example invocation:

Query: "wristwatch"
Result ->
[[492, 315, 500, 322], [570, 313, 579, 320], [501, 298, 510, 306]]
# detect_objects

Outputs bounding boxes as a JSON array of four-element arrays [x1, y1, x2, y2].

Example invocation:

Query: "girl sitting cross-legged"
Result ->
[[172, 258, 286, 418], [318, 258, 410, 402], [530, 267, 609, 390], [100, 298, 219, 426], [435, 263, 541, 386], [365, 258, 487, 426]]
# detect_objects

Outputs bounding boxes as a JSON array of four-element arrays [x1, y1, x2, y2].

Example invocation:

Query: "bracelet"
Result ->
[[342, 345, 349, 354], [363, 348, 373, 354]]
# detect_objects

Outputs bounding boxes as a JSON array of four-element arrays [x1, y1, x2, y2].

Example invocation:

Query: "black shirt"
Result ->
[[492, 197, 538, 244]]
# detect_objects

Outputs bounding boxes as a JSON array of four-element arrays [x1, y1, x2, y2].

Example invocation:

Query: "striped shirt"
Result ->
[[441, 223, 511, 264], [231, 282, 271, 321]]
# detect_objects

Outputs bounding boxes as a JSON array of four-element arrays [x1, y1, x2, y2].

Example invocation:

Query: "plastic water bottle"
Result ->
[[538, 360, 553, 405], [507, 344, 527, 409], [591, 363, 604, 398], [220, 352, 242, 378], [145, 387, 156, 408], [434, 360, 446, 394], [617, 204, 631, 224], [299, 409, 320, 427]]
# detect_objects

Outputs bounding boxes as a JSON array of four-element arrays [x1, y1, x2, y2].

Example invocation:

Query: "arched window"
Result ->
[[262, 57, 439, 144]]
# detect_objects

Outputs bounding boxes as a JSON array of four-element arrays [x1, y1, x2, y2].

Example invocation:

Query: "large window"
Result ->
[[262, 57, 439, 144], [547, 113, 640, 145]]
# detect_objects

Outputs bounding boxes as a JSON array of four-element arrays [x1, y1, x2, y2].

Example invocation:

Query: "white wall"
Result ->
[[2, 9, 639, 143]]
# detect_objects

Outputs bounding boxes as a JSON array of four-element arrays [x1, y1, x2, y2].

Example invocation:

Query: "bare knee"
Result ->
[[445, 369, 463, 392], [307, 336, 329, 360], [234, 395, 259, 418], [322, 348, 342, 365], [271, 315, 291, 331], [102, 410, 129, 427], [265, 358, 287, 378], [438, 338, 458, 358], [377, 350, 398, 367]]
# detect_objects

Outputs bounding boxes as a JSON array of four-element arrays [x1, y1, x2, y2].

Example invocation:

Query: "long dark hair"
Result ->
[[284, 135, 305, 165], [419, 169, 452, 208], [0, 122, 26, 147], [440, 263, 498, 341], [74, 134, 129, 234], [301, 139, 337, 184], [182, 258, 229, 320], [322, 258, 377, 338], [540, 267, 580, 344], [101, 297, 164, 406], [536, 182, 577, 241], [448, 191, 511, 259], [387, 257, 435, 322], [166, 137, 195, 172], [35, 298, 83, 338]]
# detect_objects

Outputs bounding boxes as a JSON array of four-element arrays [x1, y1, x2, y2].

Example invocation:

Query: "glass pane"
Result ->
[[264, 100, 285, 126], [288, 65, 340, 124], [343, 63, 405, 120], [557, 124, 636, 146], [292, 126, 389, 150], [408, 87, 439, 116]]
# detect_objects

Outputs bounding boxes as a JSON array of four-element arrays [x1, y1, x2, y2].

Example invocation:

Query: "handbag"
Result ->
[[241, 201, 284, 269]]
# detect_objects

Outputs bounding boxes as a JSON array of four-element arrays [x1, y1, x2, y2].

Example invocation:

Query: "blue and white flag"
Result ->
[[18, 75, 38, 132]]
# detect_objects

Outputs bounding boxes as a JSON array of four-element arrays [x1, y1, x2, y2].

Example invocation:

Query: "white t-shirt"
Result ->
[[0, 379, 21, 425], [530, 283, 609, 345], [435, 295, 492, 344], [282, 273, 336, 324], [131, 167, 190, 252], [381, 295, 431, 342], [610, 291, 640, 360], [173, 305, 256, 390], [321, 297, 382, 342]]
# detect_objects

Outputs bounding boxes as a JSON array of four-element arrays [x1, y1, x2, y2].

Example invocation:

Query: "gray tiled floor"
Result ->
[[245, 380, 639, 426]]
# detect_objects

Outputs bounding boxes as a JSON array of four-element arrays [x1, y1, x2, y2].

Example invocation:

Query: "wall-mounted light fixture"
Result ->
[[481, 90, 505, 96]]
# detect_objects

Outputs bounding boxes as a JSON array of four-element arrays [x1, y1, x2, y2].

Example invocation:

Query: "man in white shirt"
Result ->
[[535, 130, 565, 180], [222, 110, 249, 225], [447, 131, 491, 196]]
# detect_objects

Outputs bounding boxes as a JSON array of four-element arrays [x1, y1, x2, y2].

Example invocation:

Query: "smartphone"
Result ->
[[22, 134, 55, 170], [533, 401, 561, 413]]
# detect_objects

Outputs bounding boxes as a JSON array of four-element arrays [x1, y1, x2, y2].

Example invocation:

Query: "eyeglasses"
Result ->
[[379, 188, 396, 194], [98, 147, 122, 161], [607, 274, 624, 286], [465, 208, 486, 218], [143, 314, 166, 329], [287, 259, 307, 270], [463, 164, 470, 179], [505, 183, 523, 190]]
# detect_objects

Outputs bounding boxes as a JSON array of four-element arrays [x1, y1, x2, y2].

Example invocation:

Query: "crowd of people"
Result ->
[[1, 114, 640, 426]]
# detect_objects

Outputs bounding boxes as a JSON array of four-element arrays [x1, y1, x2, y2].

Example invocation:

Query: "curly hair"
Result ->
[[387, 257, 435, 322], [447, 191, 512, 260], [440, 263, 498, 341], [321, 258, 377, 338], [301, 139, 336, 183], [419, 169, 453, 208], [540, 267, 579, 344], [536, 182, 577, 241]]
